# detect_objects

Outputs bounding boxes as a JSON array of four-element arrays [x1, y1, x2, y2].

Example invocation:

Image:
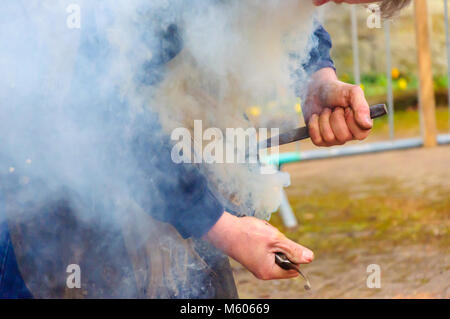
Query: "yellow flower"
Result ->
[[295, 103, 302, 113], [391, 68, 400, 79], [248, 106, 261, 117], [398, 78, 408, 90]]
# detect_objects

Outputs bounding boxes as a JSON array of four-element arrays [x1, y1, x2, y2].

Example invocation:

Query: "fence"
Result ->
[[278, 0, 450, 228]]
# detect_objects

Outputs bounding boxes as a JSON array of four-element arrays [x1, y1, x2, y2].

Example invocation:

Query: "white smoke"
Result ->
[[153, 0, 317, 217], [0, 0, 320, 297]]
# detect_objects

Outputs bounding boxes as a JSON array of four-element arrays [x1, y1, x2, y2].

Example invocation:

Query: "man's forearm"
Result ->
[[310, 67, 338, 83]]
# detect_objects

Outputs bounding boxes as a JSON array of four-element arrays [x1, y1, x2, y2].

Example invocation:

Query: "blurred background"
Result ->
[[234, 1, 450, 299]]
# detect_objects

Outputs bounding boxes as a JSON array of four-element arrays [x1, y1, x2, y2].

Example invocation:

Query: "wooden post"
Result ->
[[414, 0, 437, 147]]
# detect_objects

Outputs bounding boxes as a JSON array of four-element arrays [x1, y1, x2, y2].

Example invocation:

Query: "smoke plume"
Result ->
[[0, 0, 319, 297]]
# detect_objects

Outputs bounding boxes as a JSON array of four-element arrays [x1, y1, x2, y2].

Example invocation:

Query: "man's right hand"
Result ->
[[303, 68, 373, 147], [204, 212, 314, 280]]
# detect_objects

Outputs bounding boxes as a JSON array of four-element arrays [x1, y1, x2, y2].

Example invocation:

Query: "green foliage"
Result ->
[[339, 72, 449, 99], [271, 179, 449, 254], [434, 75, 448, 90], [270, 107, 450, 254], [370, 108, 449, 136]]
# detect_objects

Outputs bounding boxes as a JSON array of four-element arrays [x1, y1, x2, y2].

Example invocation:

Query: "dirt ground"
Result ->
[[232, 145, 450, 299]]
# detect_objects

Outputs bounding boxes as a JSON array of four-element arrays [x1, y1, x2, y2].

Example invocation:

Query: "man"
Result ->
[[0, 0, 410, 298], [203, 0, 412, 282], [313, 0, 411, 18]]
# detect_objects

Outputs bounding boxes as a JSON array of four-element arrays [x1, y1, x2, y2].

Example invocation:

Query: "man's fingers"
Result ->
[[347, 85, 373, 130], [345, 107, 370, 140], [308, 114, 325, 146], [287, 245, 314, 265], [310, 105, 371, 146], [253, 261, 299, 280], [275, 239, 314, 265], [330, 108, 353, 143], [319, 108, 338, 145], [264, 265, 299, 280]]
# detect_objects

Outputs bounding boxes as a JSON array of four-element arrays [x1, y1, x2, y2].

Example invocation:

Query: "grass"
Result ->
[[270, 177, 450, 255], [268, 105, 450, 255]]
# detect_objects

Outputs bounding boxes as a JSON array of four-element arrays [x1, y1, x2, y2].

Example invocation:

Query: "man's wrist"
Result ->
[[303, 67, 339, 121], [310, 67, 338, 86], [203, 211, 240, 257]]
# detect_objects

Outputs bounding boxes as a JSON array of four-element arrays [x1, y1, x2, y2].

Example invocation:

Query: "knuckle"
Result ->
[[335, 135, 347, 144], [350, 85, 364, 96], [255, 268, 271, 281], [254, 272, 264, 280], [311, 134, 322, 145], [345, 110, 354, 121], [345, 134, 354, 142], [268, 232, 280, 244], [355, 132, 369, 141], [338, 132, 353, 143], [323, 132, 335, 143], [309, 123, 318, 135], [261, 273, 272, 281], [333, 107, 345, 116]]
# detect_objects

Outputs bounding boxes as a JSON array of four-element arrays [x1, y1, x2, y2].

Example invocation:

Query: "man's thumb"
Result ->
[[283, 241, 314, 265], [348, 85, 373, 130]]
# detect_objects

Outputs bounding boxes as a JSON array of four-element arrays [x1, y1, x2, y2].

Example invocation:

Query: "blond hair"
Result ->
[[380, 0, 412, 17]]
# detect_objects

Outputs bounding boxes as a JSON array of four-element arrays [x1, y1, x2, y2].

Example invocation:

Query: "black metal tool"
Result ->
[[275, 252, 312, 290], [261, 104, 388, 148]]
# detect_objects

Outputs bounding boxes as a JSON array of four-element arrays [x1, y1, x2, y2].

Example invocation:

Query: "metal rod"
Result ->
[[265, 138, 424, 167], [275, 253, 311, 290], [267, 134, 449, 167], [384, 20, 395, 140], [279, 189, 298, 229]]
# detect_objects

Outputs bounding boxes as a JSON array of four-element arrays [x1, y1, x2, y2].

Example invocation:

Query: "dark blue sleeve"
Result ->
[[302, 22, 336, 75], [130, 116, 224, 239], [136, 25, 223, 239], [154, 161, 224, 239], [167, 177, 224, 239]]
